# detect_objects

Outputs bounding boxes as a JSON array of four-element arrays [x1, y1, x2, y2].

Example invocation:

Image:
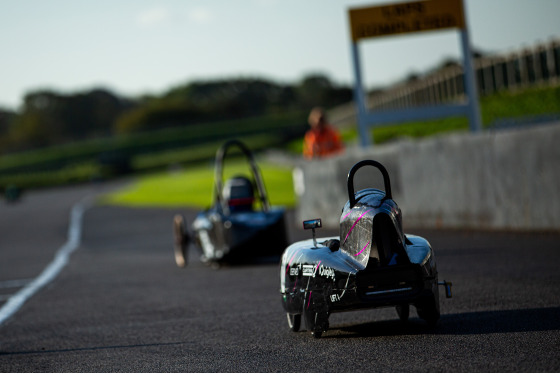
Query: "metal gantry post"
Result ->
[[351, 42, 372, 147], [460, 27, 482, 133]]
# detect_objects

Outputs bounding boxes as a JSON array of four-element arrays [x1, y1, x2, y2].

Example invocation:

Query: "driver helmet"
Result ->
[[223, 176, 255, 212]]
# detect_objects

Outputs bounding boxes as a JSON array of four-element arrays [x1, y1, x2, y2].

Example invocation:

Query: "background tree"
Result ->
[[296, 74, 352, 109], [4, 74, 352, 151]]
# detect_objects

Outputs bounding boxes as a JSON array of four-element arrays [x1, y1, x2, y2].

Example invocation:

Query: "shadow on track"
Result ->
[[324, 306, 560, 338]]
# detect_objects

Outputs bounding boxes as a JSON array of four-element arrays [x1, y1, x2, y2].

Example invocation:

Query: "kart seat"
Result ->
[[368, 213, 410, 268], [223, 176, 255, 212]]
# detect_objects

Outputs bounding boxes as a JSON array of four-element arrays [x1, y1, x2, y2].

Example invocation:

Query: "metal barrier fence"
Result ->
[[369, 38, 560, 110], [329, 38, 560, 126]]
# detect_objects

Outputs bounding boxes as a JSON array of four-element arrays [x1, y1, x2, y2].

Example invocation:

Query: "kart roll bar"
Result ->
[[347, 160, 392, 208], [214, 139, 270, 214]]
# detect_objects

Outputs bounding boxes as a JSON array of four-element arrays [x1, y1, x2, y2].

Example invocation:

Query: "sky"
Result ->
[[1, 0, 559, 110]]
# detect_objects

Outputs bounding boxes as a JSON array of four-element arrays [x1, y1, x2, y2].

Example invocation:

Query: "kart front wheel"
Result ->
[[396, 304, 409, 322], [173, 214, 189, 268], [287, 313, 301, 332]]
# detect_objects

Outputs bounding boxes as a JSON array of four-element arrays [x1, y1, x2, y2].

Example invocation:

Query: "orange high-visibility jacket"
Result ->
[[303, 126, 344, 159]]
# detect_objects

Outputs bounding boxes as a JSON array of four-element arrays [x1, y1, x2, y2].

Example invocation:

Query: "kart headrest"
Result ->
[[223, 176, 254, 211]]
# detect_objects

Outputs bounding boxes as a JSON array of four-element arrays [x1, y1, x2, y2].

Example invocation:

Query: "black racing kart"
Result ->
[[174, 139, 288, 267], [280, 160, 452, 338]]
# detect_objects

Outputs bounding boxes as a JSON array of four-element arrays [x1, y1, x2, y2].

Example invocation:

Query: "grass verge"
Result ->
[[100, 159, 296, 209]]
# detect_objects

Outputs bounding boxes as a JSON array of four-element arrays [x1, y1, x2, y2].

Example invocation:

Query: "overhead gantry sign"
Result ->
[[348, 0, 481, 147]]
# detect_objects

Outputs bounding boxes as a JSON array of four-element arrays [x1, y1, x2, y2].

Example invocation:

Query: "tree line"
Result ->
[[0, 74, 352, 154]]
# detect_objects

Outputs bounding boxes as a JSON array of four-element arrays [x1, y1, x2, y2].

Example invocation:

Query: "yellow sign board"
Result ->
[[349, 0, 465, 41]]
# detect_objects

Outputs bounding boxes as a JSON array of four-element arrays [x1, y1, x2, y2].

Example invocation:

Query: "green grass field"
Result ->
[[101, 159, 296, 209]]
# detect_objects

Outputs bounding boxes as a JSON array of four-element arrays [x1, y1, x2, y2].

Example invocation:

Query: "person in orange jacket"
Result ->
[[303, 107, 344, 159]]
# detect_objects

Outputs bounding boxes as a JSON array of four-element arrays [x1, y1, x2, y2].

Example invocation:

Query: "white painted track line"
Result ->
[[0, 197, 91, 326]]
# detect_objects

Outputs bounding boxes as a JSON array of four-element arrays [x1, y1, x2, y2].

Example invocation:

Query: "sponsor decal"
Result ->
[[330, 294, 341, 303], [302, 264, 315, 277], [302, 263, 335, 280], [318, 265, 335, 281]]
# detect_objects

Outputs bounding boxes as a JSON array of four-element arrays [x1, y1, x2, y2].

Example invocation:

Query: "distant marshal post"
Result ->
[[348, 0, 481, 147]]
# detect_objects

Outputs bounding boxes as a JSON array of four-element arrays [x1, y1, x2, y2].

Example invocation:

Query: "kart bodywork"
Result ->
[[174, 139, 287, 267], [280, 160, 452, 338]]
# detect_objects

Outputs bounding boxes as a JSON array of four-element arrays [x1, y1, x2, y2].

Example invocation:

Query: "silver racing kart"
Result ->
[[280, 160, 452, 338], [174, 139, 288, 267]]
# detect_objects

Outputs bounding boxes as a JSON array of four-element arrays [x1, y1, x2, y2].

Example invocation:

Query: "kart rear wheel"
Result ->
[[396, 304, 409, 322], [173, 214, 189, 268], [287, 313, 301, 332], [416, 296, 440, 327]]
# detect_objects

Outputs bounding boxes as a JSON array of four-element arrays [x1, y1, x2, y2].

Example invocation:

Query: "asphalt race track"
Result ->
[[1, 184, 559, 372]]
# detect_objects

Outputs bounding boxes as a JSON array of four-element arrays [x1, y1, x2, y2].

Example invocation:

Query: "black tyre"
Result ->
[[287, 313, 301, 332], [416, 297, 440, 327], [396, 304, 410, 322], [173, 214, 189, 268]]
